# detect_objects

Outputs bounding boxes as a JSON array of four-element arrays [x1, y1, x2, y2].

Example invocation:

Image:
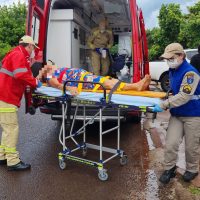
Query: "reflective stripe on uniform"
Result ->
[[5, 147, 17, 153], [0, 145, 5, 150], [13, 68, 28, 75], [0, 68, 14, 77], [0, 108, 17, 113], [0, 67, 28, 77]]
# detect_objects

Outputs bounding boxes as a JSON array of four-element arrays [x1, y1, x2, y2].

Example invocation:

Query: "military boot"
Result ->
[[159, 166, 177, 184], [183, 171, 198, 182], [8, 161, 31, 171], [0, 160, 7, 165]]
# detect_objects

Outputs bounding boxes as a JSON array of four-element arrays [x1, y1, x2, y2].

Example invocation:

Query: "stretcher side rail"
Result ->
[[32, 90, 154, 113]]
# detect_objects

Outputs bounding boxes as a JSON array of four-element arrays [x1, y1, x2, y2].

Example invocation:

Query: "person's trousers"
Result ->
[[0, 101, 20, 166], [164, 116, 200, 173], [91, 51, 110, 76]]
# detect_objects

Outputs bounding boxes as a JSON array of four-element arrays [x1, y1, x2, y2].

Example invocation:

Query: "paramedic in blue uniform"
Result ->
[[153, 43, 200, 184]]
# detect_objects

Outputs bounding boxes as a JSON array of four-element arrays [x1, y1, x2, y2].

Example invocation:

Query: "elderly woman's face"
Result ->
[[37, 65, 57, 81], [46, 65, 56, 74]]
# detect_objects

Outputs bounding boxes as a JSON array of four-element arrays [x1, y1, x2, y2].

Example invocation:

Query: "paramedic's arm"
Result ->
[[160, 71, 200, 109], [107, 30, 114, 49], [12, 53, 37, 88], [48, 78, 79, 96]]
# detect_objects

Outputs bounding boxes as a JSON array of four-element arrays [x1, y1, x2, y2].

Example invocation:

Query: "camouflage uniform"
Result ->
[[87, 28, 113, 76]]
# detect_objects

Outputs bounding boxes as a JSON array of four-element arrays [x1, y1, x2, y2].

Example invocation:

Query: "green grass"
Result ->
[[189, 186, 200, 195]]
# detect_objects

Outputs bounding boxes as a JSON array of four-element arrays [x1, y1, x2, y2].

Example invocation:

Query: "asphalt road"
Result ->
[[0, 99, 161, 200]]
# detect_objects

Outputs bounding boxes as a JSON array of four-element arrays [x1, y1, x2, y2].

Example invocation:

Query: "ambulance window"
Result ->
[[36, 0, 44, 10], [80, 28, 86, 45], [73, 28, 78, 40], [31, 15, 40, 44]]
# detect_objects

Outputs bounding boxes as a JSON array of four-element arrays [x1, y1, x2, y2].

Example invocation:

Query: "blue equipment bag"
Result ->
[[112, 55, 126, 72]]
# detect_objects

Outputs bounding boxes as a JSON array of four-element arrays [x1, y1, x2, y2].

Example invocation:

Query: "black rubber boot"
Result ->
[[7, 161, 31, 171], [183, 171, 198, 182], [0, 160, 7, 165], [159, 166, 177, 184]]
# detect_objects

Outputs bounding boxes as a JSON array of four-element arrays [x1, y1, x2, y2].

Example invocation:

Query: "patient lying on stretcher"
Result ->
[[37, 65, 151, 96]]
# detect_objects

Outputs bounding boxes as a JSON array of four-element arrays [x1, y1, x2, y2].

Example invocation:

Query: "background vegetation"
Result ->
[[147, 1, 200, 61], [0, 1, 199, 61], [0, 2, 26, 60]]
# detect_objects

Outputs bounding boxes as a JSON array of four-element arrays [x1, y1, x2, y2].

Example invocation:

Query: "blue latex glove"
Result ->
[[95, 48, 103, 55], [37, 81, 43, 88], [152, 105, 163, 112], [103, 48, 109, 52]]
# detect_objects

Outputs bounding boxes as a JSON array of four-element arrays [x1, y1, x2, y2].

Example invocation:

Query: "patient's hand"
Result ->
[[66, 86, 79, 96]]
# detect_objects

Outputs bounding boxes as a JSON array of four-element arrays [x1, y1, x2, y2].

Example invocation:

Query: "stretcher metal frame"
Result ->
[[33, 80, 150, 181]]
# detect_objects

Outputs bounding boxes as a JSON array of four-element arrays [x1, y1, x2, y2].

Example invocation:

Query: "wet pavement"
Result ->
[[0, 99, 198, 200]]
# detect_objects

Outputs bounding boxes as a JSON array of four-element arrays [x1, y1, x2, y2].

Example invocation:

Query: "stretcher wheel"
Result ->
[[59, 160, 66, 170], [120, 155, 128, 166], [82, 148, 87, 157], [98, 170, 108, 181]]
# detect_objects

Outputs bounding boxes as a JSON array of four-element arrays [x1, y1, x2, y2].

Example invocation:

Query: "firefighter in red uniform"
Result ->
[[0, 35, 41, 171]]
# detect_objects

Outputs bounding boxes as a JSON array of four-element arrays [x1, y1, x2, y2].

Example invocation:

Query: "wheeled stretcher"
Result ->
[[31, 80, 165, 181]]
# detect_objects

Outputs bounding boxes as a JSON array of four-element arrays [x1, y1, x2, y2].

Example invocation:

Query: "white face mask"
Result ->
[[167, 58, 182, 69], [30, 50, 35, 59]]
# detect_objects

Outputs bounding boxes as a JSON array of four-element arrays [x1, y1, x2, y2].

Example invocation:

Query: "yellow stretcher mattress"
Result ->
[[82, 89, 167, 99], [42, 84, 167, 98]]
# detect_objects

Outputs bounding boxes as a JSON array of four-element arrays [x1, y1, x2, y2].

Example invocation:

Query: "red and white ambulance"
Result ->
[[26, 0, 149, 122]]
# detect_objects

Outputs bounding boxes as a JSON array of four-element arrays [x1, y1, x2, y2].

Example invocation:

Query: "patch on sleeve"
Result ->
[[186, 73, 195, 84], [182, 84, 192, 94]]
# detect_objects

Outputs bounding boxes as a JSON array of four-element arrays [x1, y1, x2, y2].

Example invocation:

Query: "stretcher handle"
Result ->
[[166, 89, 172, 99], [146, 106, 155, 113], [146, 106, 157, 120], [63, 80, 107, 99]]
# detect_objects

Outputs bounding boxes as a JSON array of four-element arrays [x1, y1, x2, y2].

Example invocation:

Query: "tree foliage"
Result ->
[[148, 2, 200, 61], [158, 4, 182, 46], [0, 2, 26, 60], [179, 1, 200, 48], [146, 28, 163, 60], [0, 42, 12, 61]]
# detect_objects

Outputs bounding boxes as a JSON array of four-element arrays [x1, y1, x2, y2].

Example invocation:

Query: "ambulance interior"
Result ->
[[46, 0, 133, 80]]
